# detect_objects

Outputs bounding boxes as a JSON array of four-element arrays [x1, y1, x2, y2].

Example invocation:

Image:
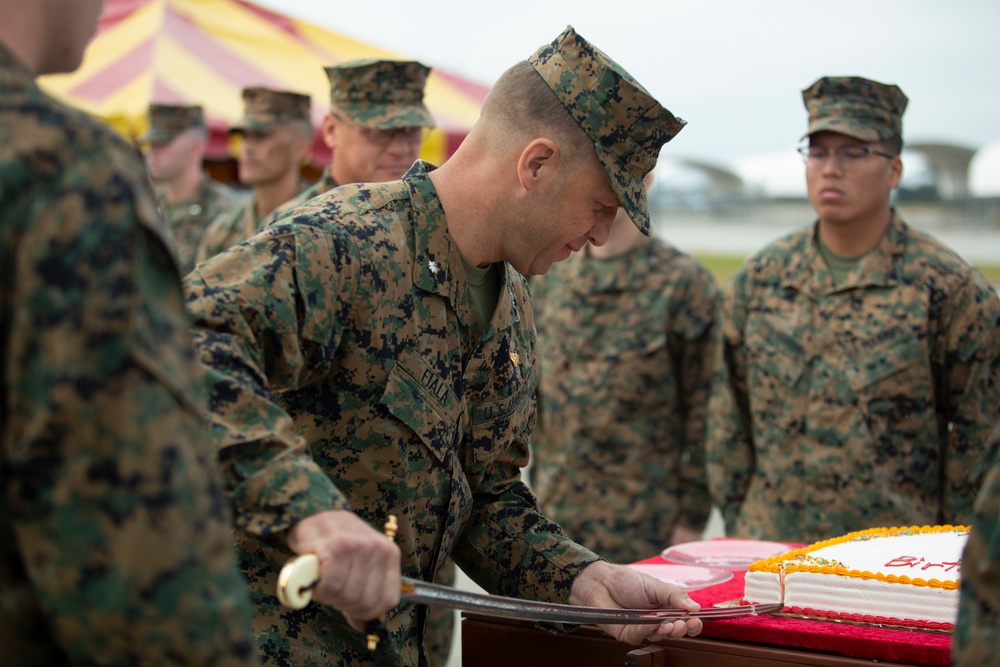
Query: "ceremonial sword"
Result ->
[[277, 552, 780, 624]]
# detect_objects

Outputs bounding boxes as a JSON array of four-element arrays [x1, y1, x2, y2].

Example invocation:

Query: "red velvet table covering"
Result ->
[[636, 548, 952, 667]]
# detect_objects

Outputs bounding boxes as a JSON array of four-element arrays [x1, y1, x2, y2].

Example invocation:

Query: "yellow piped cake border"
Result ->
[[746, 525, 968, 590]]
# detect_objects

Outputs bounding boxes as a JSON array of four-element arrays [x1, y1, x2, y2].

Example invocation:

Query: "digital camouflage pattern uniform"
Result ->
[[194, 88, 311, 265], [952, 422, 1000, 666], [707, 215, 1000, 542], [142, 103, 243, 274], [183, 26, 681, 666], [163, 176, 242, 274], [531, 238, 718, 562], [186, 161, 595, 667], [0, 44, 258, 666], [196, 196, 279, 267], [707, 76, 1000, 543], [323, 58, 434, 130]]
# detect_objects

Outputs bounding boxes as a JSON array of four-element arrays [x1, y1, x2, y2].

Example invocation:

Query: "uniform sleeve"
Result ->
[[3, 145, 258, 665], [451, 419, 603, 604], [951, 423, 1000, 667], [184, 221, 351, 540], [671, 264, 721, 534], [452, 281, 602, 603], [934, 274, 1000, 524], [193, 208, 236, 267], [705, 267, 756, 530]]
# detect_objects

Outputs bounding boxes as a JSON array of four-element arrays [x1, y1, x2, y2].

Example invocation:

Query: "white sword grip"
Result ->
[[277, 553, 320, 609]]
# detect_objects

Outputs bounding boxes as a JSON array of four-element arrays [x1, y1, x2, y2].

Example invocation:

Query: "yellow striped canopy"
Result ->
[[39, 0, 490, 165]]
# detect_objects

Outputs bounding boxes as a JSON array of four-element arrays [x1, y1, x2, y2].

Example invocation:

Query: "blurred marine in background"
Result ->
[[141, 102, 243, 274], [195, 87, 313, 265], [531, 173, 718, 563]]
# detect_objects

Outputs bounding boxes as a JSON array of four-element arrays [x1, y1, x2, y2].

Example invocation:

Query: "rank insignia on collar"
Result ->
[[428, 260, 440, 275], [509, 352, 519, 366]]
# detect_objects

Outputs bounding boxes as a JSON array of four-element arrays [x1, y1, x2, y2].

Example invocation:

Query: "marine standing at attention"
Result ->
[[706, 76, 1000, 543], [195, 87, 313, 264], [531, 173, 718, 562], [141, 102, 243, 273], [273, 58, 435, 215]]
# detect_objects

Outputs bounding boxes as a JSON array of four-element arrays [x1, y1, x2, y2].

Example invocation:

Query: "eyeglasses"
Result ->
[[798, 145, 896, 167], [334, 113, 425, 146]]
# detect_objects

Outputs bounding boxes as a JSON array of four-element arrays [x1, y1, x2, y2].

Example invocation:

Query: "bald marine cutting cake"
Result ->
[[743, 525, 969, 630]]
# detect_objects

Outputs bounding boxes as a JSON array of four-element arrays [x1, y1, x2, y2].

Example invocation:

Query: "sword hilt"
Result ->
[[275, 515, 399, 652], [276, 553, 319, 609]]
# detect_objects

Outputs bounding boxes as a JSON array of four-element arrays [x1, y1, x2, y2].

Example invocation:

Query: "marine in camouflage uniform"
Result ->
[[952, 422, 1000, 666], [184, 26, 696, 666], [531, 204, 717, 563], [0, 19, 257, 667], [141, 103, 243, 274], [195, 87, 312, 265], [706, 76, 1000, 543], [272, 59, 435, 219]]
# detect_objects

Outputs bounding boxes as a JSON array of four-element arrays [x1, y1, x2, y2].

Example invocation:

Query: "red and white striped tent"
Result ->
[[39, 0, 490, 166]]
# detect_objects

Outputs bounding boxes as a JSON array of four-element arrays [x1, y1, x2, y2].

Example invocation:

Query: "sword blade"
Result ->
[[401, 576, 781, 624], [277, 554, 780, 623]]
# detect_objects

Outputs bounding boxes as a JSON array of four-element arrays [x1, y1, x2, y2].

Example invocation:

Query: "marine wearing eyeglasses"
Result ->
[[706, 75, 1000, 550], [797, 144, 895, 166], [272, 58, 435, 218]]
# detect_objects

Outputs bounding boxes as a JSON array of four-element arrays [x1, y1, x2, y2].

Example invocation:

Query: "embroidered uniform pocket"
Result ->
[[381, 347, 461, 464]]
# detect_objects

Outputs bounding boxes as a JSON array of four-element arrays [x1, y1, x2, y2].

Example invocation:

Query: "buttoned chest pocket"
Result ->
[[465, 348, 536, 472], [381, 347, 462, 464], [578, 315, 667, 362], [745, 326, 808, 393], [846, 333, 929, 412]]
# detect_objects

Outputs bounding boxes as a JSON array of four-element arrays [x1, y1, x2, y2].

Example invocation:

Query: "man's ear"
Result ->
[[516, 138, 560, 192], [321, 112, 338, 150], [888, 154, 903, 190]]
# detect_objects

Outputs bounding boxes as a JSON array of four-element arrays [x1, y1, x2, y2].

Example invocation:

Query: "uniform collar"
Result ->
[[404, 160, 522, 338], [782, 210, 906, 296]]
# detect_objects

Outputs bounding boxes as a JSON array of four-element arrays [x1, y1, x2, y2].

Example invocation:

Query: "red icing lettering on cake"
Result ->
[[883, 556, 961, 572]]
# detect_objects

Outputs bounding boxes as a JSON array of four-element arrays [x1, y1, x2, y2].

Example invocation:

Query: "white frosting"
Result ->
[[810, 532, 965, 577], [743, 528, 968, 626]]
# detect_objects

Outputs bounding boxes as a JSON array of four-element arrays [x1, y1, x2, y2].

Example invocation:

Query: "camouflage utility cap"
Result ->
[[325, 58, 435, 129], [529, 25, 685, 236], [802, 76, 908, 142], [230, 86, 311, 134], [141, 103, 204, 144]]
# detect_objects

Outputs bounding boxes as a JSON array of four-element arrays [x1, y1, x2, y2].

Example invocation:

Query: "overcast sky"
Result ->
[[253, 0, 1000, 172]]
